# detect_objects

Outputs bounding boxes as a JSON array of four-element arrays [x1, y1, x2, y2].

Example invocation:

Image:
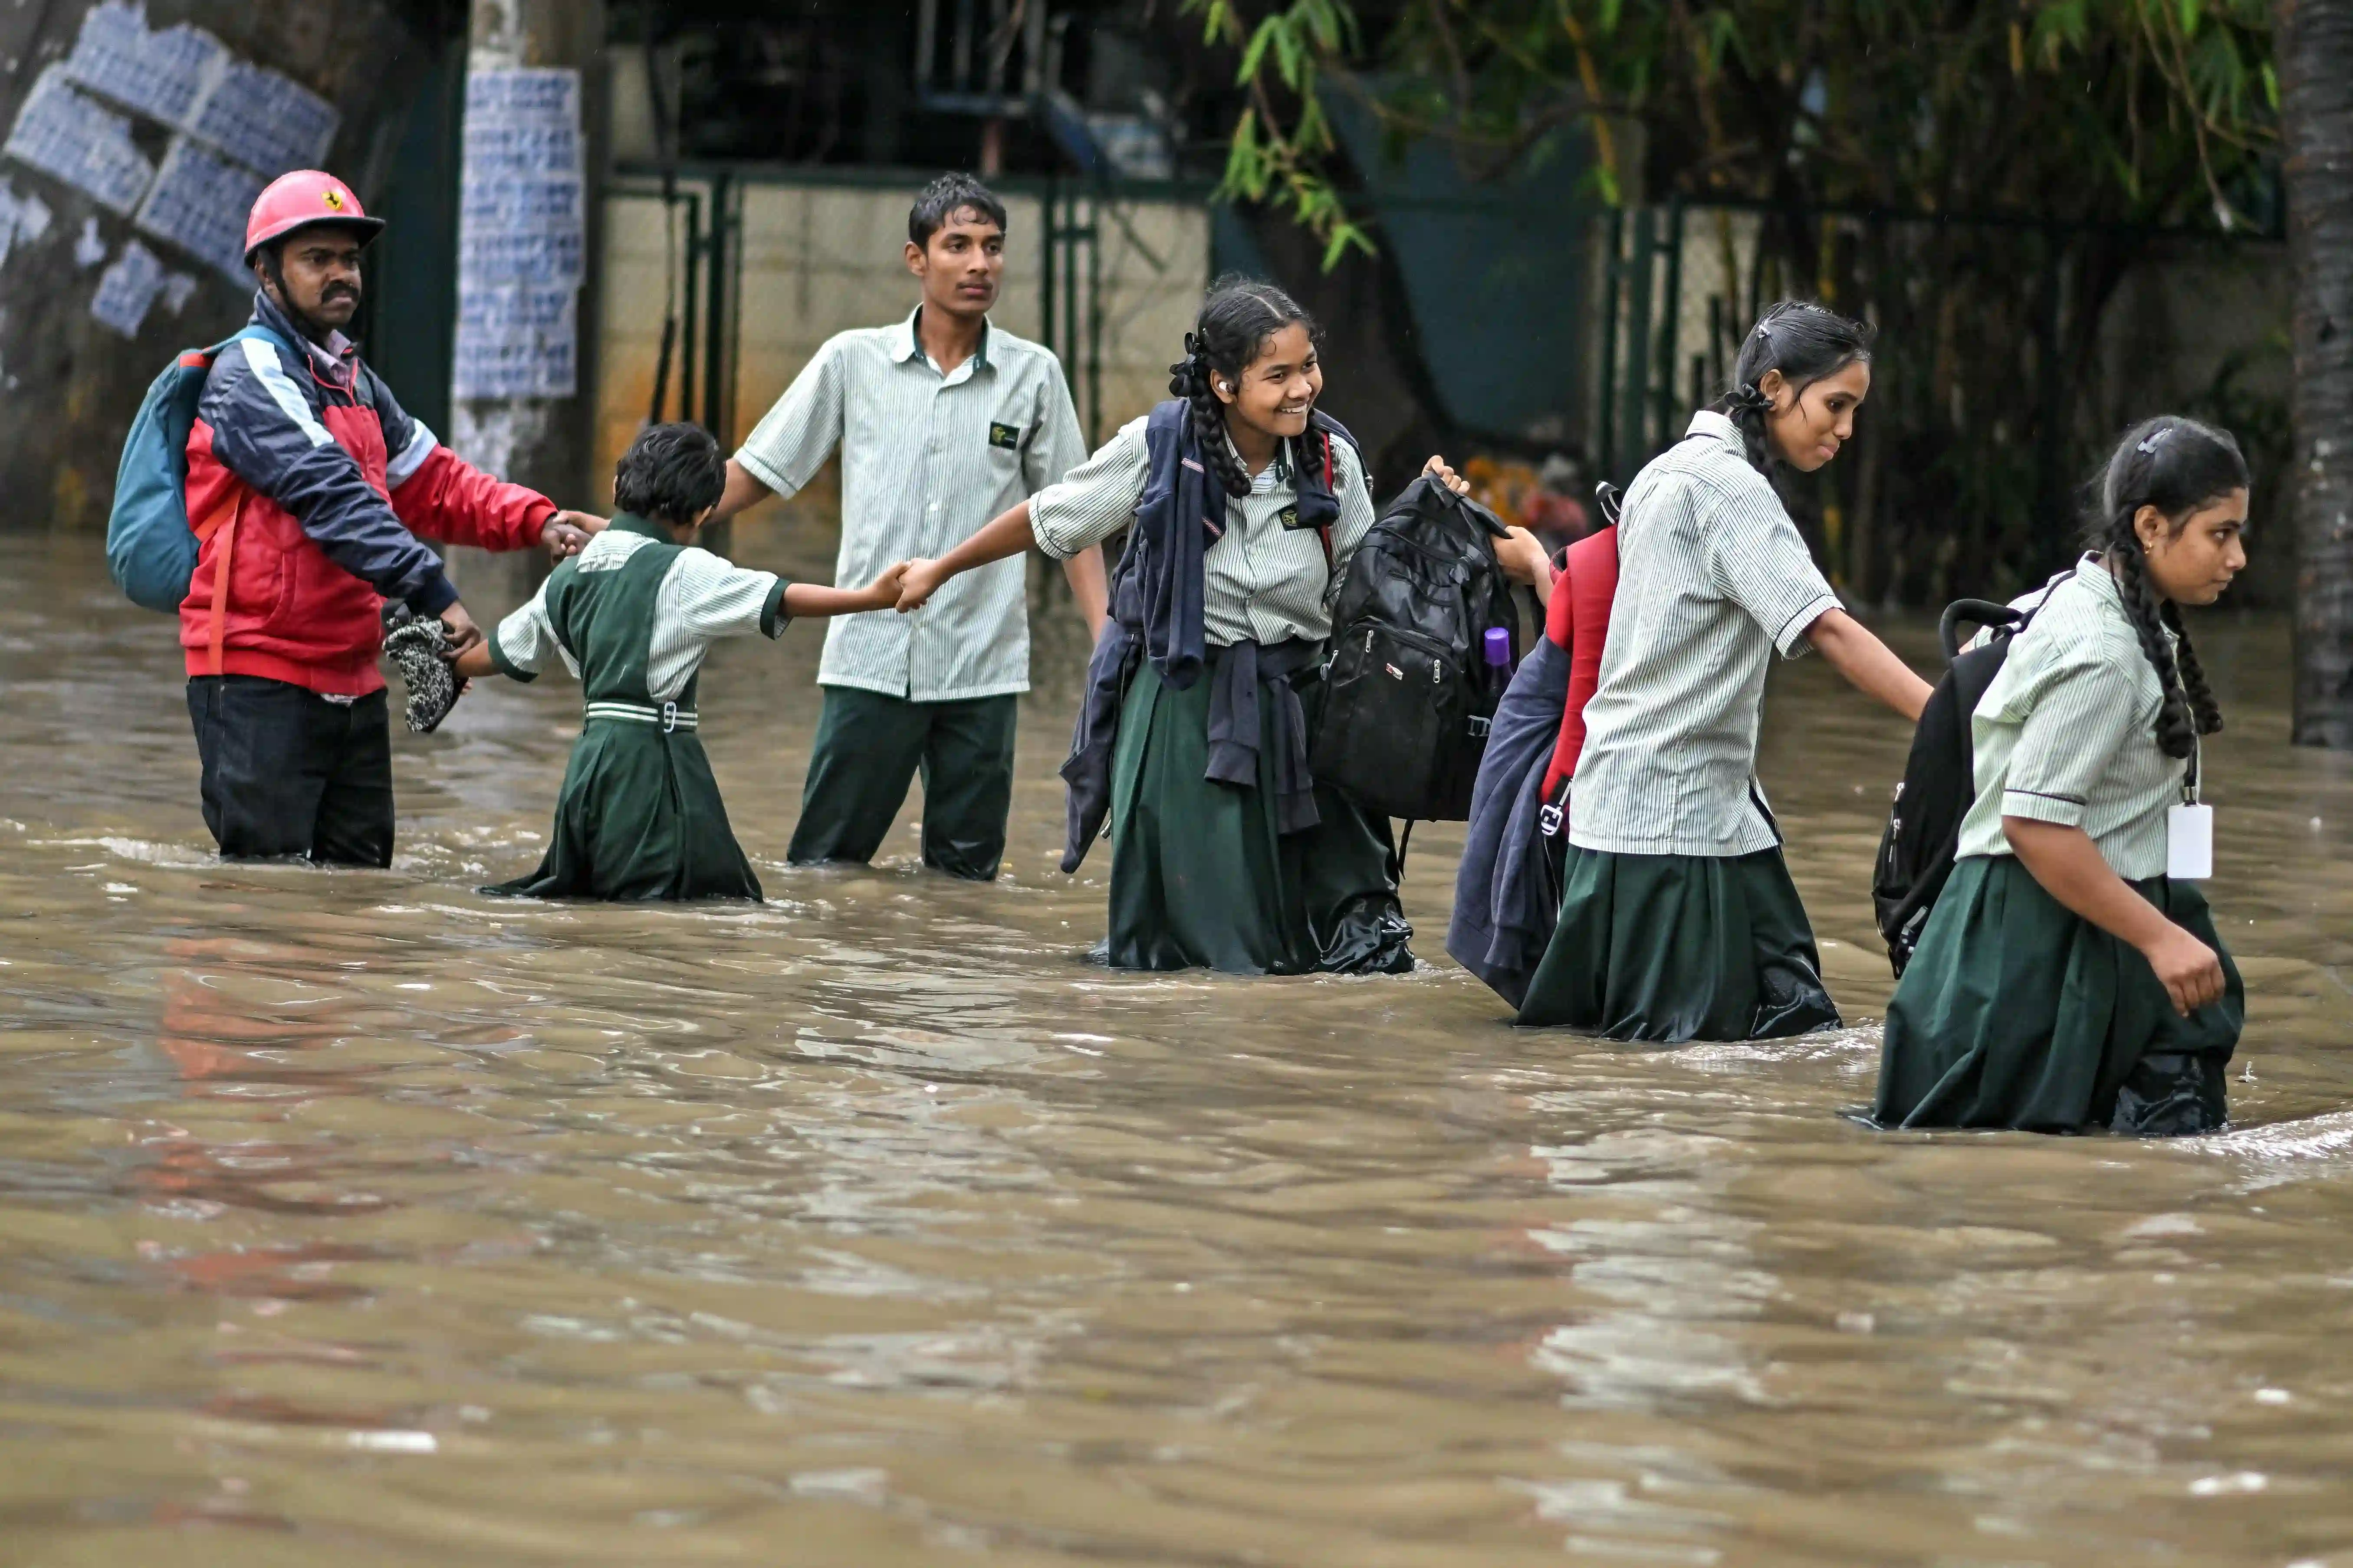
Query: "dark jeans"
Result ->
[[785, 686, 1018, 880], [186, 676, 395, 866]]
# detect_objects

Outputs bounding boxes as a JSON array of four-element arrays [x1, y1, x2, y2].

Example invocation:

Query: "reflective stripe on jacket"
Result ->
[[178, 290, 555, 694]]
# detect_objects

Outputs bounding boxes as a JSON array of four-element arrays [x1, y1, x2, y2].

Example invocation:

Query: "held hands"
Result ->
[[1422, 454, 1471, 496], [861, 560, 910, 611], [896, 557, 950, 614], [542, 510, 607, 559], [439, 600, 485, 656], [2141, 922, 2228, 1018]]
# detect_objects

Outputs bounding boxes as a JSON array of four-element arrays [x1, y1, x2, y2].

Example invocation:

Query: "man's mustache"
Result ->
[[321, 284, 360, 303]]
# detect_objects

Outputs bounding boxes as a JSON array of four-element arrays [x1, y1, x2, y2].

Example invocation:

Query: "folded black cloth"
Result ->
[[381, 602, 462, 734], [1204, 637, 1322, 836], [1058, 402, 1356, 873]]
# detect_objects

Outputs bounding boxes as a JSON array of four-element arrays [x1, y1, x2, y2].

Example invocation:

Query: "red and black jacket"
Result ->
[[180, 290, 554, 695]]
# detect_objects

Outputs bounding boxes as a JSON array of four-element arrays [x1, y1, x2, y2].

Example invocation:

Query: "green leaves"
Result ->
[[1187, 0, 2276, 271], [1186, 0, 1378, 267]]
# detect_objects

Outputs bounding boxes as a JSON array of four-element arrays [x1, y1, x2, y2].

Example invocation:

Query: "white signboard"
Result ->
[[452, 67, 583, 400]]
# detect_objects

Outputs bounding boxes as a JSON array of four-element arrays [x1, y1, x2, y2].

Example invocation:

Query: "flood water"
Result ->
[[3, 522, 2351, 1568]]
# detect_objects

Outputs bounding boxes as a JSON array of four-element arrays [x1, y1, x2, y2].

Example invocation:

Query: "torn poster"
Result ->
[[452, 67, 583, 400], [90, 239, 169, 338], [137, 138, 267, 283], [56, 1, 338, 180], [0, 180, 55, 275], [184, 58, 339, 180], [2, 69, 155, 214], [60, 0, 228, 131], [453, 282, 577, 397]]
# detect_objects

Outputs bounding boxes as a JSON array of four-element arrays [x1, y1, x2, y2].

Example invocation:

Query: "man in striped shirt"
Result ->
[[711, 174, 1101, 881]]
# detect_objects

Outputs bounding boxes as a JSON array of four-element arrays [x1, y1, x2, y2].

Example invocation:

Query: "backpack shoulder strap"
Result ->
[[1315, 428, 1335, 571], [201, 323, 296, 369], [2018, 565, 2074, 626]]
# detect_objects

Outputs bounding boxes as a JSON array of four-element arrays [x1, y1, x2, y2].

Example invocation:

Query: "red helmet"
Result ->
[[242, 171, 385, 267]]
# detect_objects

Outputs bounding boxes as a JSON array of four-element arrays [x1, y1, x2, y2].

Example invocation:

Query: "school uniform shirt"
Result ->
[[488, 524, 791, 702], [732, 308, 1088, 702], [1955, 555, 2188, 879], [1029, 415, 1379, 647], [1569, 410, 1842, 858]]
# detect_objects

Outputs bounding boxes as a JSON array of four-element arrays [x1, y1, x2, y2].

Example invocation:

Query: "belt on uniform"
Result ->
[[584, 699, 697, 732]]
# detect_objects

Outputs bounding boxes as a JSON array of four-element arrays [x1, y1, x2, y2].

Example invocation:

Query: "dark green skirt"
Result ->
[[1105, 661, 1413, 974], [484, 721, 762, 902], [1873, 855, 2241, 1135], [1515, 844, 1840, 1041]]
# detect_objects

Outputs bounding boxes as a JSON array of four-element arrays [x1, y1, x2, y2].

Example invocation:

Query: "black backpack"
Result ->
[[1312, 475, 1520, 823], [1872, 582, 2062, 975]]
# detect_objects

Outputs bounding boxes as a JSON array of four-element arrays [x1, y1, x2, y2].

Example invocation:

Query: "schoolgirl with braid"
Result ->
[[1874, 417, 2250, 1135], [896, 275, 1551, 972], [1515, 300, 1932, 1041]]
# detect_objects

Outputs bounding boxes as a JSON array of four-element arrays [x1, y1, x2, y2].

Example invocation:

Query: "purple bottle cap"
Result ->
[[1483, 626, 1512, 666]]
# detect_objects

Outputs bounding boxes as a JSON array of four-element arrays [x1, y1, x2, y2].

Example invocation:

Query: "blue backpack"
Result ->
[[106, 326, 289, 613]]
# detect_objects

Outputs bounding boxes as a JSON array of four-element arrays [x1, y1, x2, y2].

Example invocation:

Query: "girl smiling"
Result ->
[[896, 276, 1547, 973]]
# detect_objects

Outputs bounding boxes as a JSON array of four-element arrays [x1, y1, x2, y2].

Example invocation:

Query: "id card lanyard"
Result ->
[[2167, 736, 2213, 880]]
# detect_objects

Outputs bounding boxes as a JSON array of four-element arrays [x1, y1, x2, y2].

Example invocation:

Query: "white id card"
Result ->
[[2167, 803, 2214, 880]]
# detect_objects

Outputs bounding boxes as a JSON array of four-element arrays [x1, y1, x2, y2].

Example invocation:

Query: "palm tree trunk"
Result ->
[[2281, 0, 2353, 748]]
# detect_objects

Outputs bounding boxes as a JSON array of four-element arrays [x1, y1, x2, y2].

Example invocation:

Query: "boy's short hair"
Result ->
[[615, 422, 726, 525], [908, 173, 1007, 249]]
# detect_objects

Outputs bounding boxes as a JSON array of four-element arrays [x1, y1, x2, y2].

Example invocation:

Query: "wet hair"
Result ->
[[615, 421, 726, 527], [2086, 416, 2246, 759], [1167, 274, 1318, 498], [1719, 300, 1875, 473], [908, 174, 1007, 249]]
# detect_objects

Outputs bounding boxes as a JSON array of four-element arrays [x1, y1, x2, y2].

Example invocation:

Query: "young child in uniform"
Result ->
[[893, 276, 1549, 974], [1873, 417, 2248, 1135], [454, 423, 904, 901], [1515, 301, 1933, 1041]]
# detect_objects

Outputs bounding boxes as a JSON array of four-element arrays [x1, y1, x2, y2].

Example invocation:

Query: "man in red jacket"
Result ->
[[181, 171, 599, 866]]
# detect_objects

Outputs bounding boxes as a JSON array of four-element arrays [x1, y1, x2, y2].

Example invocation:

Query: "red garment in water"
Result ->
[[1539, 525, 1620, 799]]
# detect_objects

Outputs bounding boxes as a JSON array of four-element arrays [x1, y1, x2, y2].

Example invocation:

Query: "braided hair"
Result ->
[[1167, 274, 1318, 499], [2088, 416, 2245, 760], [1718, 300, 1874, 474]]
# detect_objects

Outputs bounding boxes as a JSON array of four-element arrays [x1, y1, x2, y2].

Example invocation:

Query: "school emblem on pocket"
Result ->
[[1278, 505, 1304, 530], [988, 422, 1021, 450]]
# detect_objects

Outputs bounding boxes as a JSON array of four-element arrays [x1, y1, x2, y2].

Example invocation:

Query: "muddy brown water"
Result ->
[[2, 524, 2351, 1567]]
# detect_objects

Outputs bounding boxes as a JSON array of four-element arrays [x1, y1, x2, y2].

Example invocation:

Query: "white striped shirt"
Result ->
[[493, 527, 788, 703], [1029, 414, 1379, 646], [1956, 556, 2188, 879], [733, 308, 1089, 702], [1570, 411, 1842, 856]]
